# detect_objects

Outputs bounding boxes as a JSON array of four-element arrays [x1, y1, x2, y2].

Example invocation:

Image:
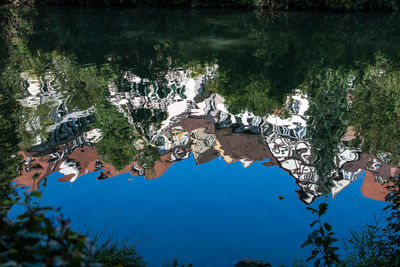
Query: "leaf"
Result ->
[[310, 220, 318, 228], [306, 255, 316, 262], [318, 203, 328, 216], [301, 239, 312, 248], [324, 223, 332, 231], [30, 191, 43, 199], [306, 207, 317, 213]]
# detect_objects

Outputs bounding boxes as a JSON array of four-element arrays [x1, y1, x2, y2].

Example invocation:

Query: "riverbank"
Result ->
[[0, 0, 398, 11]]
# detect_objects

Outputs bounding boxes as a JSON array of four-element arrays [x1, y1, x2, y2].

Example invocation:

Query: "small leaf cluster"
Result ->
[[94, 241, 145, 267], [164, 259, 193, 267], [302, 203, 340, 266], [342, 218, 392, 266], [382, 175, 400, 264]]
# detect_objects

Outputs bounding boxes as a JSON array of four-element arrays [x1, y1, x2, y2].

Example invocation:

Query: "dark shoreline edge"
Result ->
[[0, 0, 398, 12]]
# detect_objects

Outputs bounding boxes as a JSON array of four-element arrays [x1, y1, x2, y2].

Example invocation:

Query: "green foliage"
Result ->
[[208, 73, 284, 116], [96, 135, 137, 172], [93, 100, 139, 171], [163, 259, 193, 267], [0, 193, 99, 266], [138, 146, 160, 168], [302, 203, 340, 266], [303, 68, 350, 194], [2, 7, 141, 172], [285, 0, 398, 10], [0, 9, 26, 215], [94, 241, 146, 267], [0, 93, 21, 215], [130, 108, 168, 139], [382, 176, 400, 264], [51, 56, 116, 111], [1, 192, 147, 266], [0, 79, 21, 196], [341, 219, 392, 266], [1, 0, 398, 10], [303, 55, 400, 195], [350, 55, 400, 163], [304, 177, 400, 266]]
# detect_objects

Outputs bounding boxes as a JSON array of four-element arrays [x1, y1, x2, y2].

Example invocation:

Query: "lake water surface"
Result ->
[[2, 7, 400, 266]]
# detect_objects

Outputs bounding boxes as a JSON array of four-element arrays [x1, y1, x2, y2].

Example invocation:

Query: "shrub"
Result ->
[[0, 192, 146, 266]]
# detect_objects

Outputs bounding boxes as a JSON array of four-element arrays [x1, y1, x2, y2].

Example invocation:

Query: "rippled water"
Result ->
[[2, 7, 400, 266]]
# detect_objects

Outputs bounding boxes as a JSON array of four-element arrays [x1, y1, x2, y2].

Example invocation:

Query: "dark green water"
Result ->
[[1, 7, 400, 266]]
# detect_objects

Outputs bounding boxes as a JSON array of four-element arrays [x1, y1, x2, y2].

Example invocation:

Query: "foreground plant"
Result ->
[[382, 175, 400, 265], [341, 218, 391, 266], [302, 203, 340, 266], [94, 240, 145, 267], [0, 192, 99, 266], [0, 192, 146, 266], [303, 175, 400, 267]]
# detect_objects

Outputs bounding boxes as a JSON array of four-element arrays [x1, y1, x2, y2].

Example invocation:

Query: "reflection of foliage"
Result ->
[[2, 7, 400, 181], [303, 68, 349, 194], [256, 0, 398, 10], [350, 56, 400, 163], [208, 73, 284, 116], [138, 146, 161, 174], [2, 0, 399, 10], [53, 57, 117, 111], [2, 7, 147, 173], [0, 10, 25, 214], [131, 108, 167, 138], [1, 8, 57, 149], [93, 100, 138, 171], [3, 7, 141, 172], [203, 12, 400, 118], [0, 75, 21, 215], [96, 135, 137, 172]]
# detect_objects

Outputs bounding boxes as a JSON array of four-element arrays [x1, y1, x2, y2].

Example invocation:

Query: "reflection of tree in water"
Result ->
[[304, 68, 351, 195], [3, 7, 400, 205], [350, 55, 400, 164], [130, 108, 168, 139], [0, 7, 30, 214]]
